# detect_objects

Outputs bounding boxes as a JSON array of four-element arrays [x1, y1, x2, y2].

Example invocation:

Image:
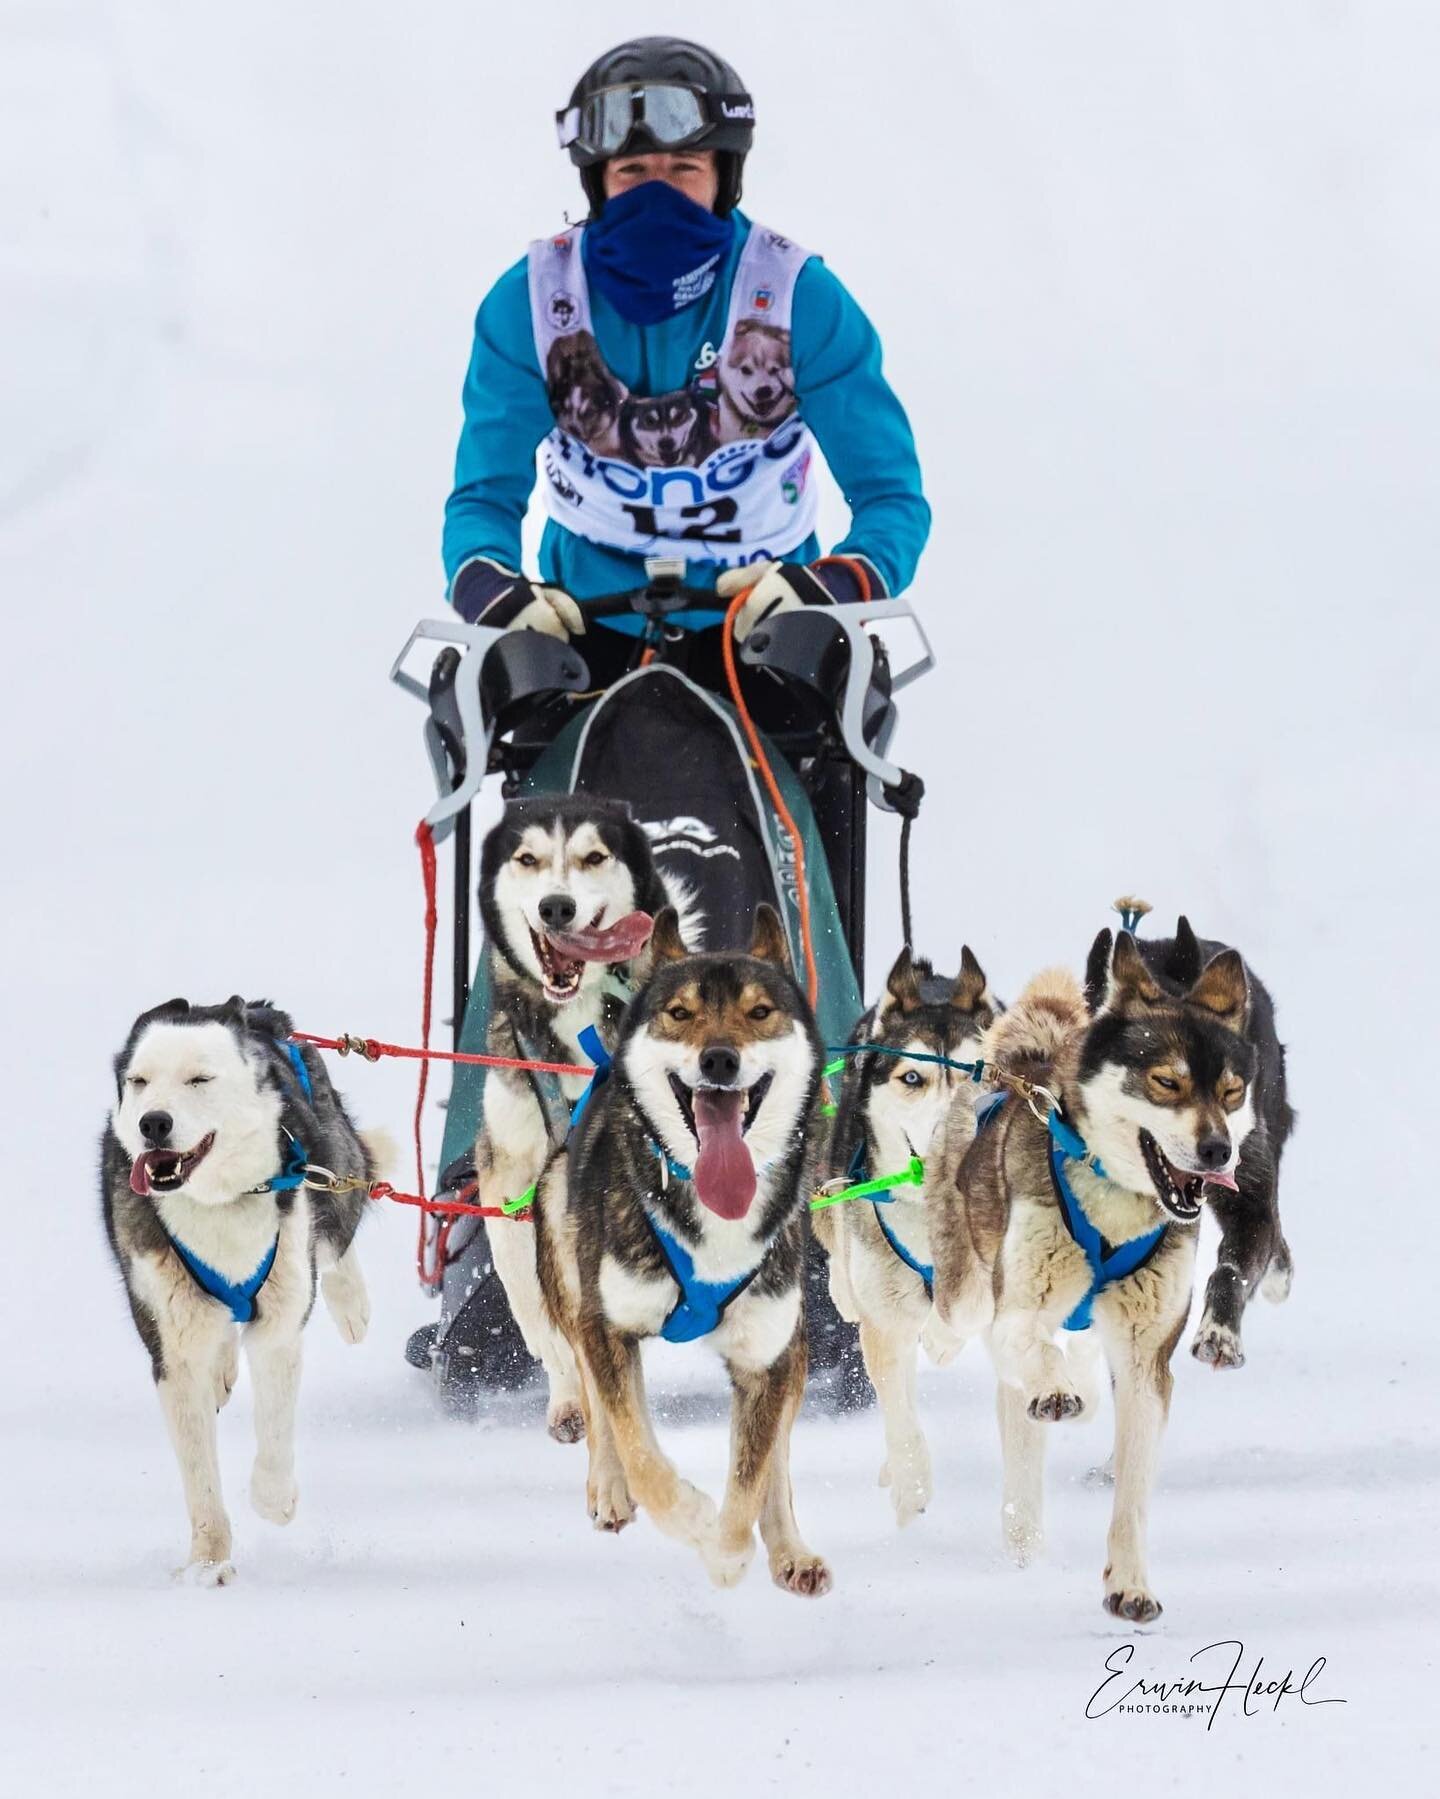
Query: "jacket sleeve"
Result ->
[[441, 257, 556, 592], [790, 258, 931, 595]]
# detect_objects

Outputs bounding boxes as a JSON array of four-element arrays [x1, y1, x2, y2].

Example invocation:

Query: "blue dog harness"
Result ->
[[858, 1142, 934, 1297], [642, 1208, 761, 1345], [977, 1092, 1168, 1331], [162, 1040, 316, 1323]]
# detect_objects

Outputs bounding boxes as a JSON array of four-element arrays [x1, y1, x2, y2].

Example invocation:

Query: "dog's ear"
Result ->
[[882, 946, 922, 1015], [1186, 948, 1249, 1027], [1169, 915, 1203, 986], [748, 904, 791, 970], [1084, 930, 1113, 1015], [1107, 932, 1163, 1013], [951, 945, 989, 1015], [650, 906, 687, 964]]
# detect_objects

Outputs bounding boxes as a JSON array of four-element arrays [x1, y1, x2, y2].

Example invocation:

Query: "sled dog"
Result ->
[[533, 906, 831, 1596], [813, 945, 998, 1525], [477, 796, 697, 1439], [102, 997, 374, 1585], [930, 933, 1260, 1619], [1084, 916, 1294, 1368]]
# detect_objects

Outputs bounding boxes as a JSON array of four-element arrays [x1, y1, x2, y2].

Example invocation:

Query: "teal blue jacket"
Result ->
[[443, 214, 930, 600]]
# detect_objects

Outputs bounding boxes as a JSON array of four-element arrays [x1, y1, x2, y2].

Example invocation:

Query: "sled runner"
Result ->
[[390, 559, 934, 1408]]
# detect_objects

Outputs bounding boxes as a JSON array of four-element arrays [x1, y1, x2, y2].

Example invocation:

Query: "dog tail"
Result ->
[[981, 967, 1086, 1076], [360, 1127, 399, 1183]]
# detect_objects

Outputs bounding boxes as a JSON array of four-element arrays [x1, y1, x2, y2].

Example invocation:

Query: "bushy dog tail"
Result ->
[[360, 1127, 399, 1183], [981, 967, 1086, 1076]]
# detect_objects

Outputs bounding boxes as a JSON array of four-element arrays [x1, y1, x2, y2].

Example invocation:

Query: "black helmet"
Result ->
[[557, 37, 754, 217]]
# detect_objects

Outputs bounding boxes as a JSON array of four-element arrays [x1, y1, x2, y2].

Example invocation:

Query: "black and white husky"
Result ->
[[1085, 916, 1294, 1367], [814, 945, 998, 1525], [102, 997, 375, 1585], [475, 796, 696, 1438], [533, 906, 832, 1596]]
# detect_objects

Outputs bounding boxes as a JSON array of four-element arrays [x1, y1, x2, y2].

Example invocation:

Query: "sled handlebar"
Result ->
[[391, 564, 933, 838]]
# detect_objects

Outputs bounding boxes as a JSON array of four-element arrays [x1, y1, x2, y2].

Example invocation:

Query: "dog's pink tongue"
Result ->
[[544, 911, 654, 964], [129, 1155, 152, 1198], [1204, 1169, 1240, 1192], [692, 1088, 755, 1220]]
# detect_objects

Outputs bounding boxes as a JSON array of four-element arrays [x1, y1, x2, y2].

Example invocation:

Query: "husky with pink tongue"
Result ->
[[532, 904, 831, 1598], [474, 795, 699, 1439]]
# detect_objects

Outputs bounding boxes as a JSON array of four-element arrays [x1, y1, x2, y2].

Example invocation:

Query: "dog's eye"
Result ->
[[1220, 1079, 1246, 1110], [582, 850, 608, 868], [515, 852, 539, 869], [127, 1076, 147, 1089], [666, 1005, 691, 1023], [898, 1069, 924, 1087], [748, 1004, 773, 1021], [186, 1075, 213, 1087], [1150, 1073, 1181, 1093]]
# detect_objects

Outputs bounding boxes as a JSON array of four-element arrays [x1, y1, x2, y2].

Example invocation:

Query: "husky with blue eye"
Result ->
[[102, 997, 377, 1586], [532, 904, 830, 1597], [813, 946, 997, 1526], [930, 932, 1267, 1621]]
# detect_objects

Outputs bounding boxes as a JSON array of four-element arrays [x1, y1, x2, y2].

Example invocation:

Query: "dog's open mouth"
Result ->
[[531, 910, 654, 1003], [668, 1073, 773, 1219], [1137, 1129, 1235, 1222], [130, 1133, 215, 1198]]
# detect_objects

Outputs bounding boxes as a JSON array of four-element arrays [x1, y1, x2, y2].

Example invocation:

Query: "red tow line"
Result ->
[[291, 823, 567, 1281]]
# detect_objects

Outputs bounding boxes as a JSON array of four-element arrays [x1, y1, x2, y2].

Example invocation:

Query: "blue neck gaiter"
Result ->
[[583, 181, 735, 325]]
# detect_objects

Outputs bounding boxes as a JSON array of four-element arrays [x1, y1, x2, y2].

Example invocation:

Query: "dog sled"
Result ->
[[389, 559, 935, 1409]]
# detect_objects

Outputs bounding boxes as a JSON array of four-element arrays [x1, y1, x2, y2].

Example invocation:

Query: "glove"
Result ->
[[715, 556, 883, 643], [450, 557, 584, 640]]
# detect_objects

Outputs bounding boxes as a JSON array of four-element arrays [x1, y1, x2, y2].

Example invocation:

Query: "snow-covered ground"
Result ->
[[2, 3, 1436, 1792]]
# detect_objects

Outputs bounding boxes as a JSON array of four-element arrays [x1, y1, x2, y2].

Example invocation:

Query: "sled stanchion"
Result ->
[[414, 820, 441, 1284]]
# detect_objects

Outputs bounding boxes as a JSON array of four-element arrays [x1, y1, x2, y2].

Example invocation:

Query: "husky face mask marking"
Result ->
[[861, 945, 999, 1162], [113, 1015, 284, 1204], [622, 907, 815, 1220], [1074, 934, 1257, 1222], [481, 798, 662, 1005]]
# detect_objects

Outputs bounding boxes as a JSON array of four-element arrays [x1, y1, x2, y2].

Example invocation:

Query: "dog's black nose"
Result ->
[[1196, 1133, 1231, 1170], [139, 1110, 173, 1146], [698, 1044, 742, 1087], [538, 893, 577, 932]]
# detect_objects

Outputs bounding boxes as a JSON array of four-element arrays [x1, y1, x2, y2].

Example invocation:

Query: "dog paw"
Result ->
[[547, 1399, 586, 1445], [702, 1532, 756, 1589], [322, 1272, 370, 1345], [921, 1316, 962, 1367], [1104, 1585, 1163, 1624], [1002, 1504, 1044, 1567], [770, 1550, 833, 1598], [1027, 1388, 1084, 1422], [674, 1481, 719, 1547], [175, 1557, 236, 1588], [250, 1467, 299, 1525], [888, 1454, 932, 1527], [1191, 1318, 1245, 1370], [1261, 1256, 1293, 1305], [588, 1473, 636, 1533]]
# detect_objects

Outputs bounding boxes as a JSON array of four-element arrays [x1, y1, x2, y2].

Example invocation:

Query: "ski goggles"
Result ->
[[556, 83, 754, 159]]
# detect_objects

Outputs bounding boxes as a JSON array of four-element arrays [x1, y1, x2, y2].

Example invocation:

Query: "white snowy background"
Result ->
[[2, 1, 1436, 1791]]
